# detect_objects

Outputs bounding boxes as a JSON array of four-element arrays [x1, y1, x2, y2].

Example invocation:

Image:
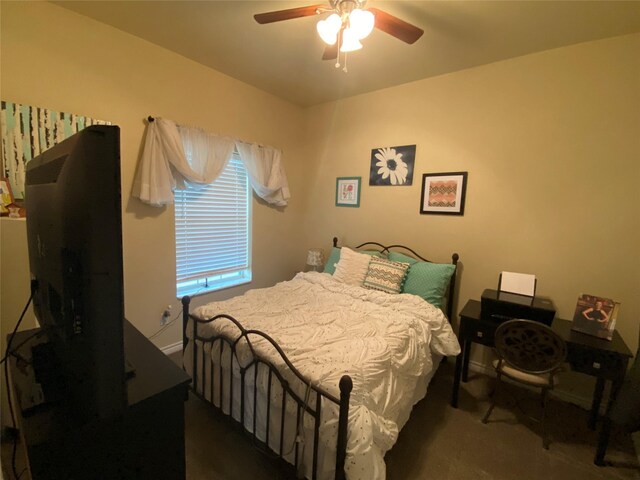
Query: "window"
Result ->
[[174, 153, 251, 297]]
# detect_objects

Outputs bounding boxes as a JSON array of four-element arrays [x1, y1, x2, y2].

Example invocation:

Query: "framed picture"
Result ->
[[571, 294, 618, 341], [1, 177, 14, 216], [420, 172, 468, 216], [369, 145, 415, 186], [335, 177, 361, 208]]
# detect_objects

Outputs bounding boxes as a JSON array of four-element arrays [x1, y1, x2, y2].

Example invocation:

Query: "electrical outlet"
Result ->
[[161, 304, 172, 325]]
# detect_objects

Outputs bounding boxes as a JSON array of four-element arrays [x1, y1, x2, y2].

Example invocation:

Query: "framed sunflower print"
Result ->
[[420, 172, 468, 216], [335, 177, 361, 208], [369, 145, 415, 186]]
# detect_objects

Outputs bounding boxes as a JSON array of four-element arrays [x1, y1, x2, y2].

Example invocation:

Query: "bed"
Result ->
[[182, 238, 461, 480]]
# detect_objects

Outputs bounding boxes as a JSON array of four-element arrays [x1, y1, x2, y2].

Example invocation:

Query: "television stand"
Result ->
[[8, 319, 191, 479], [17, 341, 137, 417]]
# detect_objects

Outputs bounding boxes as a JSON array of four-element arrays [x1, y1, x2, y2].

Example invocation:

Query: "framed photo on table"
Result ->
[[420, 172, 468, 216], [335, 177, 361, 208], [571, 293, 619, 341], [1, 177, 14, 216]]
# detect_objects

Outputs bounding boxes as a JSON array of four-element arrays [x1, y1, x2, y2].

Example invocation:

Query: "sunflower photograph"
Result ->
[[369, 144, 416, 186]]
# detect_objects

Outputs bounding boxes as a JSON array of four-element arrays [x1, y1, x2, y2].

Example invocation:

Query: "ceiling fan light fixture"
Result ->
[[340, 27, 363, 52], [317, 13, 342, 45], [349, 8, 374, 39]]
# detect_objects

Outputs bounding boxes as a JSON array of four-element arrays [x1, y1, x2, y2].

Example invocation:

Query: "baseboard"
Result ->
[[160, 341, 183, 356], [466, 359, 597, 412]]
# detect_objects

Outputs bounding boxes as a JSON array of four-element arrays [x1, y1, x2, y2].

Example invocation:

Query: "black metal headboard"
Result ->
[[332, 237, 460, 323]]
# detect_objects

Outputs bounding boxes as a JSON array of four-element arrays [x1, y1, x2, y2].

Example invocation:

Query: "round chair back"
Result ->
[[494, 319, 567, 375]]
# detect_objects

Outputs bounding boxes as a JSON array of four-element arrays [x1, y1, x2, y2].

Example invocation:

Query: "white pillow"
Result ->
[[332, 247, 372, 286]]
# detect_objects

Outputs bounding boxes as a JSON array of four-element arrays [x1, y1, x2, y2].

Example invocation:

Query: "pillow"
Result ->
[[388, 252, 456, 309], [332, 247, 373, 286], [363, 257, 410, 294], [388, 251, 419, 267], [323, 247, 382, 274]]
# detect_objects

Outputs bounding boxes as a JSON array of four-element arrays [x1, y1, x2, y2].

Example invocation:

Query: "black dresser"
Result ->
[[8, 320, 191, 479]]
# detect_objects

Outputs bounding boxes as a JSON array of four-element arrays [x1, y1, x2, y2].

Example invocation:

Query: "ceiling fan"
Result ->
[[254, 0, 424, 71]]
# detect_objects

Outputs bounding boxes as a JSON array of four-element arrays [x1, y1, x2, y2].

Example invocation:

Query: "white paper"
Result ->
[[500, 271, 536, 297]]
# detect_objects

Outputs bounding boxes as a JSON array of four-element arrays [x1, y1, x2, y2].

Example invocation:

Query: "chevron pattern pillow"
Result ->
[[363, 257, 410, 294]]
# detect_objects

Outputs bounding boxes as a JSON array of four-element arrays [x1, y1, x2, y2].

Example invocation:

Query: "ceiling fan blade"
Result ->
[[321, 25, 345, 61], [368, 7, 424, 44], [254, 4, 326, 24], [322, 43, 338, 60]]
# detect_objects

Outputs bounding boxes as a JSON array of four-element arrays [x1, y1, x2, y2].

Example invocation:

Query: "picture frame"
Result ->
[[1, 177, 15, 216], [571, 293, 618, 341], [420, 172, 468, 216], [335, 177, 361, 208]]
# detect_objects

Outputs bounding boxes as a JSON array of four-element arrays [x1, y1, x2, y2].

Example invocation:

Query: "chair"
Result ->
[[482, 319, 567, 449]]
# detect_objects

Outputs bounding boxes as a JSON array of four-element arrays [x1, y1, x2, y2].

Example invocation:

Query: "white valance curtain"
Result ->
[[235, 141, 290, 207], [132, 117, 290, 207]]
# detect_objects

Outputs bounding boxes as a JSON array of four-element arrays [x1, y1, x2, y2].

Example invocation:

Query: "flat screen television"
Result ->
[[25, 125, 127, 422]]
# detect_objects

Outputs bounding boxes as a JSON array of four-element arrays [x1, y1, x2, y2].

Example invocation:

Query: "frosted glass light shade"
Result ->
[[306, 248, 325, 268], [349, 9, 375, 39], [340, 28, 363, 52], [317, 13, 341, 45]]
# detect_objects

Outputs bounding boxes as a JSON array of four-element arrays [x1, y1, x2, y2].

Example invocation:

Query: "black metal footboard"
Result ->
[[181, 295, 352, 480]]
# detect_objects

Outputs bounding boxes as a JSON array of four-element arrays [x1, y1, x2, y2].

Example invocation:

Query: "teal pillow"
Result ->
[[388, 251, 419, 266], [388, 252, 455, 309], [323, 247, 382, 274]]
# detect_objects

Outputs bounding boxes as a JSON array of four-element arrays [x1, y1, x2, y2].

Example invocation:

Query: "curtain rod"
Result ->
[[145, 115, 274, 150]]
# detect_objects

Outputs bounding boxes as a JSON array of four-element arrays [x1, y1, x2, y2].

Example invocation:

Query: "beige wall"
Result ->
[[0, 218, 36, 341], [0, 0, 309, 360], [2, 2, 638, 412], [303, 34, 640, 400], [0, 218, 37, 424]]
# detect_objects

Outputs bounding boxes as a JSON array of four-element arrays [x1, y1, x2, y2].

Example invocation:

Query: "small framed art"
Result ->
[[335, 177, 361, 208], [420, 172, 468, 216]]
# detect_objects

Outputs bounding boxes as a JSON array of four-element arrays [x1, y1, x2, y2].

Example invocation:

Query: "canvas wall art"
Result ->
[[369, 145, 415, 186], [1, 100, 110, 199]]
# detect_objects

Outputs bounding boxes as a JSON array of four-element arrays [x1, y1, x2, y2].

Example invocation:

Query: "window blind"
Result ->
[[174, 155, 251, 295]]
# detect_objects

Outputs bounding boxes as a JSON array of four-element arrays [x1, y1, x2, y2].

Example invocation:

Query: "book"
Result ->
[[571, 294, 618, 341]]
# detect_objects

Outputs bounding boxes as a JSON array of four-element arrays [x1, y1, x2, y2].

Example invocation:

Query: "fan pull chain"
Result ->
[[335, 28, 342, 69], [332, 28, 349, 73]]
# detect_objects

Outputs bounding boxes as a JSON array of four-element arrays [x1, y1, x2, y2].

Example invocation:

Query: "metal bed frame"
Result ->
[[182, 238, 459, 480]]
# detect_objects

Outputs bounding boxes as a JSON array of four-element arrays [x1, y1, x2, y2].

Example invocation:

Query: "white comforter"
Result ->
[[188, 272, 460, 480]]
